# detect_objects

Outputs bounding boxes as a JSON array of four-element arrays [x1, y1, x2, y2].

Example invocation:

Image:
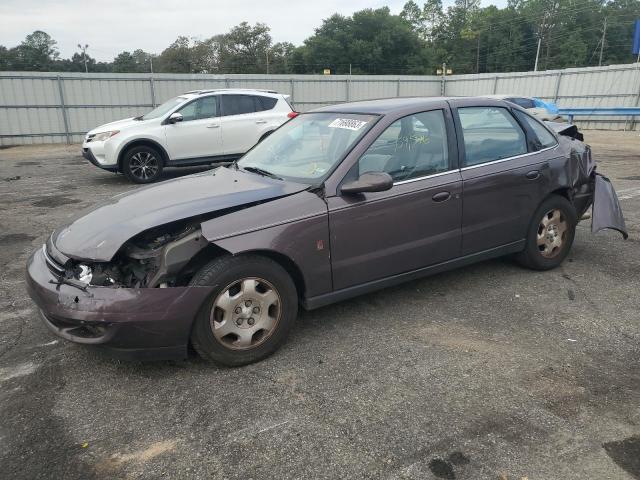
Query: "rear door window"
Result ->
[[221, 95, 257, 116], [458, 107, 527, 167], [513, 110, 558, 150]]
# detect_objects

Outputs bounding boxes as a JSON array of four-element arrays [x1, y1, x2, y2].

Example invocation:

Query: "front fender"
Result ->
[[201, 191, 332, 298]]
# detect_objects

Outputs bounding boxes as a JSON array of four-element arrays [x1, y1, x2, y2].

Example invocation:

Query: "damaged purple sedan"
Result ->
[[26, 97, 627, 366]]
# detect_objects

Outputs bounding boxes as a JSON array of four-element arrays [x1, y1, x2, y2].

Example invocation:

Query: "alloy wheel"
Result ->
[[129, 151, 159, 180], [537, 208, 568, 258], [210, 277, 281, 350]]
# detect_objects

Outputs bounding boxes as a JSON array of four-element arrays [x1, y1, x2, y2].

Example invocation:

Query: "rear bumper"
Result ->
[[26, 248, 215, 360], [82, 148, 118, 172]]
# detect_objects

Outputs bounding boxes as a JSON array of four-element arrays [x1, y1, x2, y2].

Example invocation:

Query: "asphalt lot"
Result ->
[[0, 131, 639, 480]]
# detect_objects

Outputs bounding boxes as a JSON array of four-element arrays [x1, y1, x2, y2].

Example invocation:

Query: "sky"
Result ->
[[0, 0, 508, 62]]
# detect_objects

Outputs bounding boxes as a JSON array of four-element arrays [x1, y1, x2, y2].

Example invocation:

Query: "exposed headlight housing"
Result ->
[[92, 130, 120, 142], [76, 265, 93, 284]]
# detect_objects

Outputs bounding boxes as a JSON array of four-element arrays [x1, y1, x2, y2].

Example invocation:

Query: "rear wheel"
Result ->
[[515, 195, 577, 270], [122, 145, 164, 183], [189, 255, 298, 366]]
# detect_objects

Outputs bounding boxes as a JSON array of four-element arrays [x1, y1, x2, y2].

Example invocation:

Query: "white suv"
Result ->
[[82, 89, 296, 183]]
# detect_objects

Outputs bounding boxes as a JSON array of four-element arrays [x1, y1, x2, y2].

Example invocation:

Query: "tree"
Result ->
[[295, 8, 431, 74], [2, 2, 640, 74], [218, 22, 272, 73], [156, 37, 194, 73], [13, 30, 59, 70], [112, 51, 138, 72]]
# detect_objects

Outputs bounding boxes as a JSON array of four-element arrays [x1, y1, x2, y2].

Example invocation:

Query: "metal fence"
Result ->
[[1, 63, 639, 145]]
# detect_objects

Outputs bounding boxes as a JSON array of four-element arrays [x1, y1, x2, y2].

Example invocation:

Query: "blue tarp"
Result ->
[[633, 19, 640, 55], [533, 98, 559, 114]]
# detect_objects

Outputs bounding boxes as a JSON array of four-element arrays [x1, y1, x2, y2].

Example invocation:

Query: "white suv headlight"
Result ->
[[93, 130, 120, 142]]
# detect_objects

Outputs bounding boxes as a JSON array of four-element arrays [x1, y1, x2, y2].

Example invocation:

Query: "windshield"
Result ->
[[141, 96, 188, 120], [238, 112, 377, 184]]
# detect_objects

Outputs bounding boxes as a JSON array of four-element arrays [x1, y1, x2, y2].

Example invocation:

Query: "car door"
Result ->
[[451, 99, 558, 255], [219, 95, 263, 155], [327, 108, 463, 290], [164, 95, 222, 161]]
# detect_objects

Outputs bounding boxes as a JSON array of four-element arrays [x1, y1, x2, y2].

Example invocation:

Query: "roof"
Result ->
[[312, 97, 455, 115], [482, 94, 533, 100], [312, 96, 518, 115]]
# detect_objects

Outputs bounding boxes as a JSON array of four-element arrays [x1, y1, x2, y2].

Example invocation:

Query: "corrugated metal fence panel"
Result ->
[[445, 76, 494, 96], [399, 79, 441, 97], [66, 106, 144, 136], [1, 65, 639, 145], [62, 78, 152, 106], [0, 75, 60, 106], [0, 107, 64, 136]]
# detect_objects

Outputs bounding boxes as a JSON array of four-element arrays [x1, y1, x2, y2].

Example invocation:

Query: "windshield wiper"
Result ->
[[133, 115, 143, 121], [242, 166, 283, 180]]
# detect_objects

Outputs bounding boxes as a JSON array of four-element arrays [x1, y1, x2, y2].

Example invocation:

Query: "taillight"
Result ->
[[287, 111, 299, 119]]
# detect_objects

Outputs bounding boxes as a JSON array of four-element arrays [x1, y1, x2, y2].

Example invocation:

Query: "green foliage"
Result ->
[[1, 1, 640, 74], [294, 7, 432, 74]]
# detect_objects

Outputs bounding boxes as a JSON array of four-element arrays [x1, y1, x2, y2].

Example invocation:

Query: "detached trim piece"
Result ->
[[592, 174, 628, 239], [303, 240, 525, 309]]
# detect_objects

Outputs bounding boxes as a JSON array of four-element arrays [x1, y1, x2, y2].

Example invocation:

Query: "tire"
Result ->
[[189, 254, 298, 366], [122, 145, 164, 183], [515, 194, 577, 270]]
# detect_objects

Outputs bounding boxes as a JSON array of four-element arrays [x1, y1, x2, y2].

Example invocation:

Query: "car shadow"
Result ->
[[80, 256, 521, 374]]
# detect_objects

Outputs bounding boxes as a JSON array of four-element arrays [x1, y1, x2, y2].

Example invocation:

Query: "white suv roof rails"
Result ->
[[183, 88, 278, 95]]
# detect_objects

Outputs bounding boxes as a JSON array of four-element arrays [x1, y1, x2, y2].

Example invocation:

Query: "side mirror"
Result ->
[[341, 172, 393, 195], [168, 112, 183, 124]]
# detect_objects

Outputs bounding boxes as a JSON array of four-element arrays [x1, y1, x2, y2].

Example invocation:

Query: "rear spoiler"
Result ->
[[545, 121, 584, 142]]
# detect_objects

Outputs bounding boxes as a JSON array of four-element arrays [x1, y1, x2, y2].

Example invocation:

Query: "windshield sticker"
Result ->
[[328, 118, 368, 131]]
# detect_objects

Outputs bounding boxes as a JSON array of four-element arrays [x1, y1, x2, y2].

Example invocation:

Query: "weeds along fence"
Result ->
[[1, 63, 639, 145]]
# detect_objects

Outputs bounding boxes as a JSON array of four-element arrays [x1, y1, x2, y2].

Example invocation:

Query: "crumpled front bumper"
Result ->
[[25, 248, 215, 360]]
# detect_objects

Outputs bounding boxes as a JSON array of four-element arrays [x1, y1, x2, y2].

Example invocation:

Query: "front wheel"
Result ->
[[189, 255, 298, 366], [515, 195, 577, 270], [122, 145, 164, 183]]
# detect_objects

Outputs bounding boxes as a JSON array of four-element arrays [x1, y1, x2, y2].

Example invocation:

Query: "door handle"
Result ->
[[432, 191, 451, 203], [255, 120, 267, 124], [525, 170, 540, 180], [206, 124, 220, 129]]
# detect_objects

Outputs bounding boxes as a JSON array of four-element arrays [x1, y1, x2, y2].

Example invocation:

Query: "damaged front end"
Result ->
[[63, 220, 208, 290], [28, 226, 217, 360]]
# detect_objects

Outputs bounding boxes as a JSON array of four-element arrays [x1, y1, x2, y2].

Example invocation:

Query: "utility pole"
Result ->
[[149, 55, 154, 74], [77, 43, 89, 73], [476, 35, 481, 73], [534, 36, 542, 72], [266, 49, 269, 75], [599, 17, 607, 67]]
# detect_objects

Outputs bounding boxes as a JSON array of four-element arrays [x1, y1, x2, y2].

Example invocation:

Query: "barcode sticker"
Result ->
[[328, 118, 368, 131]]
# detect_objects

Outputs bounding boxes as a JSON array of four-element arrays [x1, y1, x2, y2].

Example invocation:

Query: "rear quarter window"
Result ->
[[513, 110, 558, 150], [506, 97, 536, 109], [254, 96, 278, 112]]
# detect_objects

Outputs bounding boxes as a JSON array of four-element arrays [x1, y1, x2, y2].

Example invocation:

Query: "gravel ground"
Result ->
[[0, 131, 639, 480]]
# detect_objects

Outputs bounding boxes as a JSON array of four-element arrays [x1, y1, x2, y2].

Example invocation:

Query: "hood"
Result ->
[[52, 167, 308, 261], [87, 117, 145, 135]]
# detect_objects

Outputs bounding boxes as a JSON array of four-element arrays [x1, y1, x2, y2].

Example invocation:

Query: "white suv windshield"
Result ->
[[141, 96, 188, 120], [238, 112, 377, 184]]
